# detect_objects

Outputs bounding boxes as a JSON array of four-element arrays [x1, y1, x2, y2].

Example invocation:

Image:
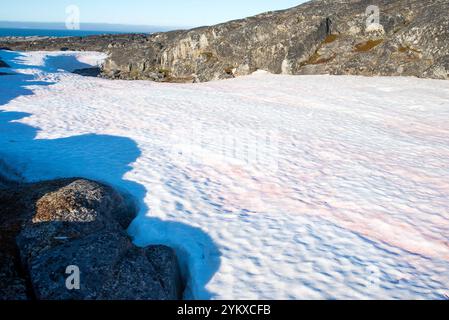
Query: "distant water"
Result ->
[[0, 28, 134, 37]]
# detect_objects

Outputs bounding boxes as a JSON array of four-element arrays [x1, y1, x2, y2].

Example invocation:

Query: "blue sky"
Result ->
[[1, 0, 306, 27]]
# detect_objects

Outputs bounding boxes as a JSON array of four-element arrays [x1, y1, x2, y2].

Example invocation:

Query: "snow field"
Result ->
[[1, 51, 448, 299]]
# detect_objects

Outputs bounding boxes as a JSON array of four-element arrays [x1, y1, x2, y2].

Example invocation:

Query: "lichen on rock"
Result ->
[[0, 177, 184, 300]]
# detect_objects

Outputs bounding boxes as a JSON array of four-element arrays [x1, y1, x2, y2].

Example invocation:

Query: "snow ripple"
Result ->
[[1, 51, 448, 299]]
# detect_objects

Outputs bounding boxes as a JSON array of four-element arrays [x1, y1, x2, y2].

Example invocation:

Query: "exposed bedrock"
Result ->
[[0, 177, 183, 300], [0, 0, 448, 82]]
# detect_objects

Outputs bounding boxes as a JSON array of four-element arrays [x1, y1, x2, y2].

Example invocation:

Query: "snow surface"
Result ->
[[1, 50, 449, 300]]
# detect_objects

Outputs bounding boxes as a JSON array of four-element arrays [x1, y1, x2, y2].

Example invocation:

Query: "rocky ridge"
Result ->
[[1, 0, 448, 82], [0, 0, 449, 82]]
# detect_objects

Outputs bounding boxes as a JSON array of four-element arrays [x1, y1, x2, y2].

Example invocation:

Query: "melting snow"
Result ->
[[1, 51, 448, 299]]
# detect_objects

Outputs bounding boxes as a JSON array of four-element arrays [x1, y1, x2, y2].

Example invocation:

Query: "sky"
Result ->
[[0, 0, 307, 28]]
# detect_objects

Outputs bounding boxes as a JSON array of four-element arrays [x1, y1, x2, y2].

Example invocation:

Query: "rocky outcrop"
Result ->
[[0, 34, 143, 52], [0, 58, 9, 68], [0, 57, 11, 75], [0, 177, 183, 300], [1, 0, 448, 81]]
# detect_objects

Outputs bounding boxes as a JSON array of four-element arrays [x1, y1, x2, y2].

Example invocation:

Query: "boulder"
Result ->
[[0, 178, 183, 300], [0, 58, 9, 68], [27, 230, 182, 300]]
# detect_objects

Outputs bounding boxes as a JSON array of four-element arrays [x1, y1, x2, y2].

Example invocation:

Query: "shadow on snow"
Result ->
[[0, 50, 221, 300]]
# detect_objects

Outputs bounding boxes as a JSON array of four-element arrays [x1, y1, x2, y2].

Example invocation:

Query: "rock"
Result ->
[[0, 180, 33, 300], [72, 67, 101, 77], [145, 245, 184, 300], [30, 179, 134, 228], [0, 58, 9, 68], [422, 55, 449, 79], [28, 231, 182, 300], [1, 0, 448, 81], [0, 234, 29, 300], [0, 178, 183, 300], [0, 57, 11, 75]]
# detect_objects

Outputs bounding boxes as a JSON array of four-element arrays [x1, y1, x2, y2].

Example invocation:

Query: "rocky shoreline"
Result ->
[[0, 172, 184, 300], [1, 0, 448, 82]]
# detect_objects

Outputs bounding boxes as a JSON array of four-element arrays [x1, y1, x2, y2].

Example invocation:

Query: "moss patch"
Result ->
[[201, 51, 214, 62], [354, 39, 384, 52], [323, 34, 338, 44], [398, 45, 422, 54], [302, 51, 336, 66], [129, 70, 141, 79], [163, 75, 195, 83], [299, 35, 339, 68], [158, 69, 171, 77]]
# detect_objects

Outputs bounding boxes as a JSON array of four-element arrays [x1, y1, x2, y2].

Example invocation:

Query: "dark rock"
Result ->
[[0, 179, 33, 300], [0, 57, 11, 75], [28, 231, 182, 300], [99, 242, 182, 300], [0, 233, 29, 300], [72, 67, 101, 77], [145, 245, 184, 300], [0, 164, 19, 188], [0, 178, 183, 300], [0, 58, 9, 68], [27, 230, 132, 300]]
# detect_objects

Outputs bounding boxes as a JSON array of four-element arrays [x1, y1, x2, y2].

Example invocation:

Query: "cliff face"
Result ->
[[101, 0, 449, 81], [1, 0, 448, 82]]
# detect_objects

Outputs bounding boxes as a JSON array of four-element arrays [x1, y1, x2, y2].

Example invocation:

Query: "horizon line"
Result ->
[[0, 20, 190, 29]]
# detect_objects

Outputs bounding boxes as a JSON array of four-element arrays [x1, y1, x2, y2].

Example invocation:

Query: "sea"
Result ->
[[0, 28, 132, 37]]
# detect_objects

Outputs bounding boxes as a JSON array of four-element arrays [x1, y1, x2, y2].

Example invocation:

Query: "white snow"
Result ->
[[1, 50, 449, 300]]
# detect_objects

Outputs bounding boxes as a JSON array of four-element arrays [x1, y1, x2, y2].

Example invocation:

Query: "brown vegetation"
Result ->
[[354, 39, 384, 52]]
